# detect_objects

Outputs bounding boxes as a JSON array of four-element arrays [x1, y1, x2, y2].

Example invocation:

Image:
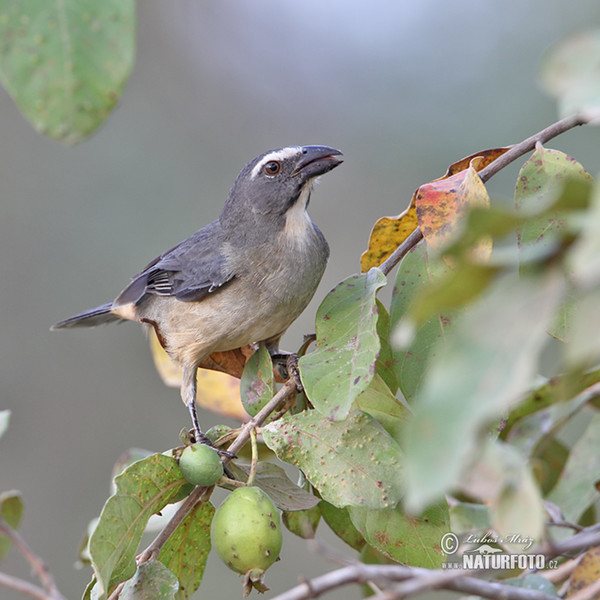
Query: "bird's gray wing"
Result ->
[[115, 220, 235, 306]]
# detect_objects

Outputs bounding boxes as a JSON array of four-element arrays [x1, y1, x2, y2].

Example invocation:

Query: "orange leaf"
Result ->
[[360, 148, 509, 272], [415, 159, 491, 259]]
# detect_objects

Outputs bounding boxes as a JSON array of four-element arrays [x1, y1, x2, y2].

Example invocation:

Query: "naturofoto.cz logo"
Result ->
[[440, 532, 559, 570]]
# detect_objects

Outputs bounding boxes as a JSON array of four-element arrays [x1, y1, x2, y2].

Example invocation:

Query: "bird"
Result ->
[[52, 145, 343, 447]]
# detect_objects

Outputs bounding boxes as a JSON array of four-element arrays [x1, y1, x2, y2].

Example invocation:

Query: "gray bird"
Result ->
[[52, 145, 343, 446]]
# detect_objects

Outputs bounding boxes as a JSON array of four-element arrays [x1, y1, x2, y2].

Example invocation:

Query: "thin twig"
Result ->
[[133, 379, 298, 573], [271, 524, 600, 600], [0, 520, 65, 600], [376, 114, 588, 278], [0, 571, 54, 600], [246, 428, 258, 486], [478, 114, 588, 183], [379, 227, 424, 276]]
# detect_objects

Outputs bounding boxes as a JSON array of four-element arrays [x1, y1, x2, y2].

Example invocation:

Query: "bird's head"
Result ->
[[221, 146, 343, 230]]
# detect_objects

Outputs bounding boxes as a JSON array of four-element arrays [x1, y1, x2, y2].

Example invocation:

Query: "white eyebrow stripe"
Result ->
[[250, 146, 301, 179]]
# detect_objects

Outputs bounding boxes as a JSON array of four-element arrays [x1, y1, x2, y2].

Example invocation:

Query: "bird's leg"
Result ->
[[182, 364, 209, 444], [181, 364, 236, 459], [268, 350, 303, 392]]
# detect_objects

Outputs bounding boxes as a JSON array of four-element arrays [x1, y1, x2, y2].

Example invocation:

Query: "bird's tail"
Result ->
[[51, 302, 122, 330]]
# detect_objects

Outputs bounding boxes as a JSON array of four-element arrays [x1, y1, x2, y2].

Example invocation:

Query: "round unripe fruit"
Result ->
[[178, 443, 223, 487], [211, 486, 282, 575]]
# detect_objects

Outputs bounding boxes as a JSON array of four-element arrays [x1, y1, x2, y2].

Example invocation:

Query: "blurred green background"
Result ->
[[1, 2, 599, 599]]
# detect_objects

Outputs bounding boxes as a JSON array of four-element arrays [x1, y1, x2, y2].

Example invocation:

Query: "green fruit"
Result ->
[[178, 443, 223, 487], [211, 487, 282, 575]]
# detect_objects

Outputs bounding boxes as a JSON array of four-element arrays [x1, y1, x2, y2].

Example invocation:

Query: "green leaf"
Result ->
[[0, 409, 9, 439], [547, 412, 600, 524], [461, 441, 545, 547], [0, 490, 24, 560], [282, 505, 321, 539], [390, 244, 455, 402], [402, 273, 564, 510], [449, 502, 491, 535], [319, 501, 366, 552], [158, 501, 213, 600], [89, 454, 191, 599], [507, 382, 599, 456], [515, 148, 592, 244], [240, 342, 274, 418], [355, 373, 410, 440], [567, 180, 600, 286], [299, 268, 387, 421], [515, 147, 592, 340], [121, 561, 179, 600], [348, 501, 449, 568], [502, 368, 600, 436], [0, 0, 135, 143], [374, 301, 398, 394], [263, 409, 403, 509], [540, 29, 600, 122], [226, 462, 319, 511]]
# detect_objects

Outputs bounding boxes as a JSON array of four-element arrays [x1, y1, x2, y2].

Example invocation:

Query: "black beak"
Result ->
[[292, 145, 343, 178]]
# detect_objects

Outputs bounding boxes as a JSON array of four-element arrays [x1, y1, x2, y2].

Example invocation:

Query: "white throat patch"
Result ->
[[281, 184, 314, 247], [250, 146, 301, 179]]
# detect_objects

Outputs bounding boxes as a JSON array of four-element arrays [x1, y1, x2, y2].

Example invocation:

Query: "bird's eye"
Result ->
[[263, 160, 281, 176]]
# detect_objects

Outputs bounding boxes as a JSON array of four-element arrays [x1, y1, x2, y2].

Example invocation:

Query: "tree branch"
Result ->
[[379, 227, 424, 276], [272, 524, 600, 600], [478, 114, 588, 183], [376, 113, 588, 277], [0, 520, 65, 600], [133, 379, 298, 572], [0, 571, 55, 600]]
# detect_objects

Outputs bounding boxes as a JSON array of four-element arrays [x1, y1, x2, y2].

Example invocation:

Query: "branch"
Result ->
[[376, 113, 588, 277], [379, 227, 424, 276], [272, 524, 600, 600], [478, 114, 588, 183], [270, 564, 557, 600], [0, 571, 55, 600], [0, 519, 65, 600], [133, 379, 298, 569]]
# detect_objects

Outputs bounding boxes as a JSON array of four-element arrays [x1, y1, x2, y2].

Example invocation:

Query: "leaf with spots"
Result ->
[[0, 0, 135, 143], [299, 268, 387, 421], [89, 454, 191, 599], [565, 546, 600, 598], [416, 158, 491, 258], [515, 144, 592, 340], [121, 560, 179, 600], [240, 342, 274, 418], [262, 409, 404, 510], [515, 144, 592, 253], [347, 501, 449, 568], [158, 501, 214, 600]]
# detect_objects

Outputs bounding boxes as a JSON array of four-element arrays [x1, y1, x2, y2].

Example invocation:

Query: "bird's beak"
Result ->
[[292, 146, 343, 178]]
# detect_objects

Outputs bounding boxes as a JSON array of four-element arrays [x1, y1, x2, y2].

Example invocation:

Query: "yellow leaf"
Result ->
[[566, 546, 600, 598]]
